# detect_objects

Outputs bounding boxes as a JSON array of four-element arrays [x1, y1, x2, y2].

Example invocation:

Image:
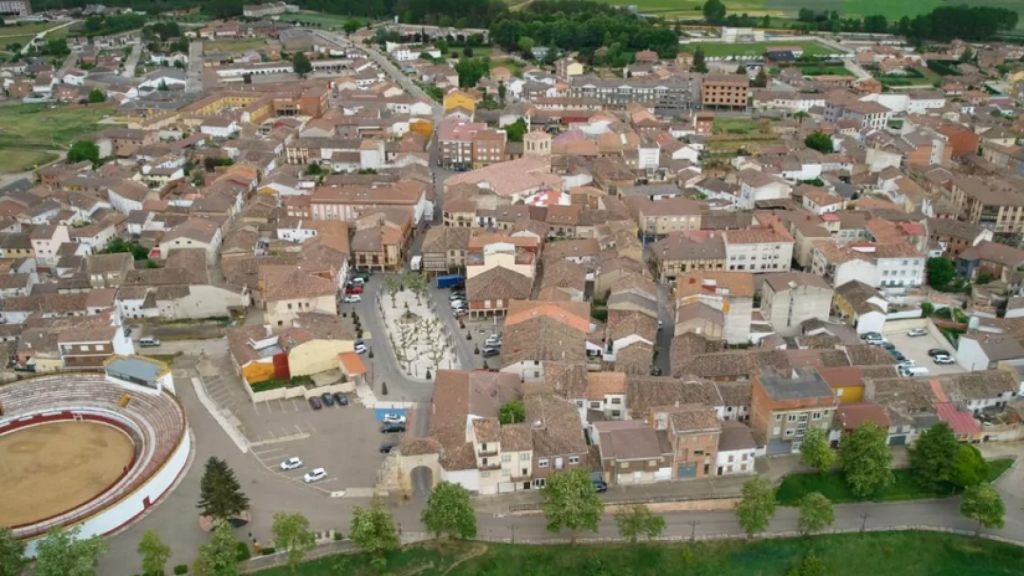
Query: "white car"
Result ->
[[383, 414, 407, 424], [343, 295, 362, 303], [485, 336, 502, 347], [303, 468, 327, 483], [933, 354, 956, 365], [355, 343, 368, 355], [450, 299, 465, 309], [907, 328, 927, 337], [280, 457, 303, 471], [350, 277, 366, 286]]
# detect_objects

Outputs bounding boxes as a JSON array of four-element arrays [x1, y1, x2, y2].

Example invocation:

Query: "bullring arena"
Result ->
[[0, 371, 190, 554]]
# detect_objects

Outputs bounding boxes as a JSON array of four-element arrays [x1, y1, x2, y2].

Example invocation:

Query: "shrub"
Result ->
[[236, 541, 251, 562], [921, 302, 934, 316], [333, 531, 343, 541], [260, 547, 276, 555], [173, 565, 189, 575]]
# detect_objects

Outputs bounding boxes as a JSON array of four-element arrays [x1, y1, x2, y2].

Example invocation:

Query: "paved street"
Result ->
[[122, 44, 142, 78]]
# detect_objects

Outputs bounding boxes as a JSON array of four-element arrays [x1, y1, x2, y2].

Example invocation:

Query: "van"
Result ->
[[139, 337, 160, 348], [899, 366, 930, 377]]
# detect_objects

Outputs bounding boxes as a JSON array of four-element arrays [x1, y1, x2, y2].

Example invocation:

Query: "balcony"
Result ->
[[479, 460, 501, 470]]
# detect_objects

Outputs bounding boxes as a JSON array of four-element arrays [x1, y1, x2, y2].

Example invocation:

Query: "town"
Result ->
[[0, 0, 1023, 575]]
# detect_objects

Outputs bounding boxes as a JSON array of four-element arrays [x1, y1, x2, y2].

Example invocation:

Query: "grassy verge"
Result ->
[[252, 533, 1024, 576], [777, 458, 1015, 506]]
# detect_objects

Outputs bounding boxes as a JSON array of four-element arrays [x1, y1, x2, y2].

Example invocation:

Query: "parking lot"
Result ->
[[429, 283, 504, 370], [883, 328, 964, 376]]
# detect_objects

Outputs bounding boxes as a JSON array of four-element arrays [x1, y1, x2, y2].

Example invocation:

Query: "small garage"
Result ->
[[888, 435, 907, 446]]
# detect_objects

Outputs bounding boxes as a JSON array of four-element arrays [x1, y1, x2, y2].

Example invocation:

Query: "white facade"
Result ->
[[716, 446, 757, 476]]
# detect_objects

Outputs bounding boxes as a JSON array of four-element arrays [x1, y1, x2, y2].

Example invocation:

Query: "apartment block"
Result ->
[[569, 74, 701, 113], [751, 367, 838, 455], [701, 74, 749, 109]]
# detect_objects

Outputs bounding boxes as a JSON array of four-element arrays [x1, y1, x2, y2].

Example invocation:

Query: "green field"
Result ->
[[684, 40, 840, 58], [0, 23, 68, 51], [255, 533, 1024, 576], [777, 458, 1014, 506], [203, 38, 268, 56], [276, 12, 365, 28], [0, 150, 58, 173], [0, 104, 114, 151]]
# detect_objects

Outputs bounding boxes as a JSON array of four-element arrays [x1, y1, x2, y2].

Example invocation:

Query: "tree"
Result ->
[[498, 80, 506, 104], [67, 140, 100, 165], [88, 88, 106, 103], [960, 483, 1005, 534], [272, 512, 315, 573], [959, 47, 974, 63], [804, 131, 834, 154], [292, 51, 312, 76], [518, 36, 535, 54], [751, 67, 768, 88], [909, 421, 959, 490], [735, 64, 747, 74], [455, 56, 489, 88], [343, 18, 361, 35], [349, 497, 400, 555], [734, 476, 777, 537], [404, 272, 427, 304], [951, 444, 989, 489], [692, 47, 708, 73], [797, 493, 835, 535], [34, 526, 109, 576], [0, 528, 26, 576], [505, 118, 528, 142], [197, 456, 250, 522], [137, 530, 171, 576], [703, 0, 727, 24], [420, 481, 477, 540], [926, 257, 956, 289], [613, 503, 666, 543], [840, 422, 894, 498], [541, 469, 604, 542], [383, 274, 402, 308], [799, 428, 835, 474], [192, 520, 240, 576], [499, 400, 525, 424]]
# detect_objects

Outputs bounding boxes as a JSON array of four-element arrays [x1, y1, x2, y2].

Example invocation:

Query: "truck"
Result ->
[[436, 274, 465, 289]]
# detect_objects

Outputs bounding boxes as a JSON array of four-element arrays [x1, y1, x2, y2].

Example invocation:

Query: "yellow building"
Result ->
[[443, 89, 478, 113], [818, 367, 865, 404]]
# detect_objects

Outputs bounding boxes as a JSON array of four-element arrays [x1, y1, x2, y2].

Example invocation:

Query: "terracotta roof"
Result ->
[[674, 271, 755, 298]]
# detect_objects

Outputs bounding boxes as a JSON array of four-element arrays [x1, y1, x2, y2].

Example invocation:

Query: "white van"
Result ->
[[899, 366, 930, 377], [139, 337, 161, 348]]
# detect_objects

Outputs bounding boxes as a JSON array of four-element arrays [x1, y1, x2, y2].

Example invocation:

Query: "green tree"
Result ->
[[702, 0, 727, 24], [926, 257, 956, 289], [796, 554, 826, 576], [272, 512, 316, 573], [34, 526, 109, 576], [0, 528, 26, 576], [541, 469, 604, 542], [909, 421, 959, 490], [960, 483, 1005, 534], [840, 422, 894, 498], [518, 36, 535, 54], [951, 444, 989, 489], [499, 400, 525, 424], [613, 503, 666, 543], [197, 456, 250, 522], [498, 80, 506, 104], [293, 51, 312, 76], [192, 520, 240, 576], [67, 140, 100, 165], [383, 274, 402, 308], [349, 497, 400, 555], [804, 131, 834, 153], [343, 18, 361, 35], [735, 64, 747, 74], [88, 88, 106, 103], [404, 272, 428, 303], [797, 493, 834, 535], [420, 481, 477, 540], [799, 427, 835, 474], [455, 56, 489, 88], [734, 476, 777, 537], [505, 118, 528, 143], [959, 47, 974, 63], [137, 530, 171, 576], [751, 67, 768, 88], [692, 46, 708, 73]]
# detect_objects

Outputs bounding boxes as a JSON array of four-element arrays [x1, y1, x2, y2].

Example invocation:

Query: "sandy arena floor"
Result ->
[[0, 421, 135, 527]]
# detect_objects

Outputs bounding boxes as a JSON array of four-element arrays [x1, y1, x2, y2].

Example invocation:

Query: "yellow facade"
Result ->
[[242, 361, 276, 384], [443, 90, 477, 113], [830, 384, 865, 403], [288, 339, 355, 377]]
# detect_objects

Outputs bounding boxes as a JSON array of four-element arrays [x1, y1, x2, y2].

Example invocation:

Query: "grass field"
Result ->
[[0, 103, 113, 151], [684, 40, 840, 58], [776, 458, 1014, 506], [203, 38, 268, 56], [254, 533, 1024, 576], [276, 12, 365, 28], [0, 150, 59, 173], [0, 23, 68, 50]]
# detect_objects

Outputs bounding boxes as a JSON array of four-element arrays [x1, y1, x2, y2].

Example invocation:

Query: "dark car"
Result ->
[[380, 422, 406, 434], [308, 396, 323, 410], [881, 342, 896, 351], [379, 442, 398, 453], [928, 348, 950, 357], [334, 392, 349, 406], [321, 392, 335, 407], [593, 480, 608, 493], [482, 347, 500, 357], [890, 351, 907, 362]]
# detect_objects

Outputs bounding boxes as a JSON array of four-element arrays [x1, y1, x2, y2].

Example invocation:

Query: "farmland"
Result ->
[[0, 21, 69, 51], [0, 103, 114, 151], [0, 150, 59, 174]]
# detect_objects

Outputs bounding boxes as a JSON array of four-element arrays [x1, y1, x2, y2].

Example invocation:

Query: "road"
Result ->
[[122, 43, 142, 78], [18, 20, 79, 56], [187, 40, 203, 92], [56, 51, 79, 79]]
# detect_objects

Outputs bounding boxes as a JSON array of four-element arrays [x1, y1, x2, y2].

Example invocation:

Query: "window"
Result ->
[[520, 453, 530, 461], [502, 469, 510, 477], [538, 458, 549, 468], [775, 414, 782, 421], [787, 414, 797, 422], [611, 398, 621, 405], [576, 400, 584, 407], [785, 429, 795, 437], [812, 412, 822, 420], [569, 455, 580, 465], [590, 401, 601, 409], [502, 454, 511, 462], [728, 455, 734, 463], [611, 410, 621, 417]]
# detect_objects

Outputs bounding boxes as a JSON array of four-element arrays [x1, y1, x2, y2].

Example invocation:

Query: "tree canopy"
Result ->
[[960, 483, 1005, 533], [349, 497, 400, 555], [840, 422, 894, 498], [910, 421, 960, 490], [197, 456, 250, 521], [292, 52, 312, 76], [926, 257, 956, 289], [702, 0, 727, 24], [192, 520, 240, 576], [951, 444, 989, 489], [137, 530, 171, 576], [0, 528, 26, 576], [272, 512, 316, 573], [541, 469, 604, 540], [798, 493, 835, 535], [421, 481, 478, 540], [34, 527, 108, 576], [734, 476, 777, 536], [799, 428, 835, 474], [804, 132, 834, 154], [67, 140, 100, 166], [613, 503, 666, 543], [455, 56, 489, 88]]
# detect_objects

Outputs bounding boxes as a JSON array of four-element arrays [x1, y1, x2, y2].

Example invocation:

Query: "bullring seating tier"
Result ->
[[0, 374, 186, 538]]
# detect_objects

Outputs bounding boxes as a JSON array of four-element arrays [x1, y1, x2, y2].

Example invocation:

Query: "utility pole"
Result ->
[[860, 512, 870, 533], [510, 523, 516, 544], [690, 520, 697, 541]]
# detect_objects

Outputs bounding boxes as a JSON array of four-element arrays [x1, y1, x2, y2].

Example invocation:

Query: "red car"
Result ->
[[346, 285, 363, 295]]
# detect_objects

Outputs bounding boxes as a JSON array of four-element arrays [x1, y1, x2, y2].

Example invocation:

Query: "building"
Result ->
[[650, 231, 726, 282], [569, 75, 702, 113], [715, 420, 759, 476], [650, 403, 721, 479], [591, 420, 673, 485], [751, 367, 838, 455], [723, 221, 795, 273], [0, 0, 31, 16], [833, 280, 888, 336], [956, 241, 1024, 281], [702, 74, 749, 110], [260, 265, 337, 327], [673, 271, 754, 345], [761, 272, 834, 336], [436, 120, 508, 170], [631, 197, 704, 240], [157, 217, 223, 265], [950, 175, 1024, 233]]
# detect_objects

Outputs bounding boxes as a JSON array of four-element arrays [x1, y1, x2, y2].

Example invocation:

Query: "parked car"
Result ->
[[353, 271, 372, 282], [334, 392, 349, 406], [280, 457, 303, 471], [139, 337, 161, 348], [343, 295, 362, 303], [860, 332, 882, 340], [907, 328, 928, 337], [308, 396, 323, 410], [381, 422, 406, 433], [900, 366, 931, 377], [890, 351, 907, 363], [354, 343, 368, 355], [482, 347, 500, 358], [350, 277, 366, 286], [449, 292, 465, 301], [933, 354, 956, 365], [593, 479, 608, 493], [379, 442, 398, 454], [928, 348, 950, 357], [898, 360, 916, 368], [321, 392, 335, 407], [881, 342, 896, 351], [454, 309, 467, 317], [450, 299, 465, 309], [345, 285, 364, 295], [303, 468, 327, 483], [383, 414, 406, 424], [485, 335, 502, 347]]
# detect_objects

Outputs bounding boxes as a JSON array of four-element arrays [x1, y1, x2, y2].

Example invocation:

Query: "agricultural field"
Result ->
[[0, 150, 59, 174], [203, 38, 268, 56], [683, 40, 840, 58], [276, 12, 365, 29], [0, 103, 114, 151]]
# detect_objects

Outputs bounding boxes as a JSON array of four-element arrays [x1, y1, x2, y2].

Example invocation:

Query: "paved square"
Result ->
[[883, 329, 963, 376]]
